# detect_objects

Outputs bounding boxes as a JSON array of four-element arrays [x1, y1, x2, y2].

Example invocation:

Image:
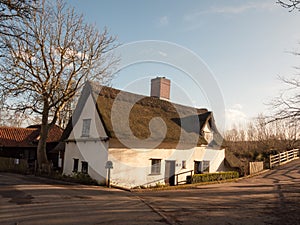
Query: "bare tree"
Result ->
[[277, 0, 300, 11], [0, 0, 118, 170], [270, 76, 300, 121], [273, 0, 300, 141], [0, 0, 37, 40]]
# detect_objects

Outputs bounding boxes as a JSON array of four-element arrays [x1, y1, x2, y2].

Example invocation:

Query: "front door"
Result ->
[[165, 160, 176, 186]]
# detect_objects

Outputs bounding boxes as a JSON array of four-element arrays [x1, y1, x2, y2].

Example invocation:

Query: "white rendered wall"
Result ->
[[108, 146, 225, 188], [202, 148, 226, 172], [68, 94, 107, 140], [63, 94, 109, 184]]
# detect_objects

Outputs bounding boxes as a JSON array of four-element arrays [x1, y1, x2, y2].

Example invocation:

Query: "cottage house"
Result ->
[[62, 77, 227, 188]]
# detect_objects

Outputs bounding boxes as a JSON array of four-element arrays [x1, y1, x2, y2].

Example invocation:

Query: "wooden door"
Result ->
[[165, 161, 176, 186]]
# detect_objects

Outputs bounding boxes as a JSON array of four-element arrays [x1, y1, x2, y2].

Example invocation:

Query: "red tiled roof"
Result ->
[[45, 125, 64, 143], [0, 125, 63, 147]]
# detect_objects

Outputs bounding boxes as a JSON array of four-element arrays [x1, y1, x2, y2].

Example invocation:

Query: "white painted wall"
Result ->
[[63, 141, 108, 184], [108, 147, 225, 188], [68, 94, 107, 140], [63, 94, 109, 184], [202, 148, 226, 172]]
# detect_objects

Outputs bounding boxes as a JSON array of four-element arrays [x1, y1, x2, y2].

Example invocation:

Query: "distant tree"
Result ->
[[270, 76, 300, 121], [273, 0, 300, 136], [224, 127, 239, 142], [277, 0, 300, 11], [224, 114, 298, 163], [0, 0, 118, 171]]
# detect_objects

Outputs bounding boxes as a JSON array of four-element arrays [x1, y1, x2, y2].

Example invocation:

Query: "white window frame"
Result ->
[[82, 119, 91, 137], [200, 160, 210, 173], [150, 159, 161, 175]]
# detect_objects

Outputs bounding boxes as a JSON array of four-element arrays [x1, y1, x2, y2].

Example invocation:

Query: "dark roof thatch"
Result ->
[[63, 81, 221, 149]]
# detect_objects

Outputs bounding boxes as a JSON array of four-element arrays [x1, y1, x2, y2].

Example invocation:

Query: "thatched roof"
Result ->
[[63, 81, 221, 149]]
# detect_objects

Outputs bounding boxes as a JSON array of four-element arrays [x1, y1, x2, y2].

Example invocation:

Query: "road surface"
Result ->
[[0, 159, 299, 225]]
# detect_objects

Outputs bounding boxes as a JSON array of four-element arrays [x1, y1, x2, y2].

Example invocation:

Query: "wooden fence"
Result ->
[[249, 161, 264, 175], [269, 149, 299, 169], [175, 170, 194, 185]]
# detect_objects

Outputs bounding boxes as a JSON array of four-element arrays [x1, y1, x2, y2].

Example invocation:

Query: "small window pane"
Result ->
[[182, 160, 186, 169], [73, 158, 79, 172], [81, 161, 88, 174], [82, 119, 91, 137], [151, 159, 161, 174], [195, 160, 210, 174], [194, 161, 200, 174], [202, 161, 210, 173]]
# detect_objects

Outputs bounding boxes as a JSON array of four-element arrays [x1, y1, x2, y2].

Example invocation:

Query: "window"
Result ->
[[182, 160, 186, 169], [150, 159, 161, 174], [194, 160, 210, 174], [81, 161, 88, 174], [201, 161, 210, 173], [73, 158, 79, 172], [82, 119, 91, 137], [194, 161, 200, 174]]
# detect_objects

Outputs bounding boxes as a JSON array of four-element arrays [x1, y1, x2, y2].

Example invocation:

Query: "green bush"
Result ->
[[0, 157, 28, 174], [192, 171, 239, 184], [65, 172, 99, 185]]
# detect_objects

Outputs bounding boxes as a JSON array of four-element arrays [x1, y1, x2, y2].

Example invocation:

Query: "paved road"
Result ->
[[137, 159, 300, 225], [0, 159, 299, 225], [0, 174, 164, 225]]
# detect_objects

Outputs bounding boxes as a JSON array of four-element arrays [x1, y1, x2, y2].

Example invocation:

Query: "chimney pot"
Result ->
[[150, 77, 170, 100]]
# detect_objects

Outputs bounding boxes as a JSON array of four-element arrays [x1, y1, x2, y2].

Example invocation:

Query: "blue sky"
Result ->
[[67, 0, 300, 130]]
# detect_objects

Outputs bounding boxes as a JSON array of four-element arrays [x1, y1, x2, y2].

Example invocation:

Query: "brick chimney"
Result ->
[[150, 77, 170, 100]]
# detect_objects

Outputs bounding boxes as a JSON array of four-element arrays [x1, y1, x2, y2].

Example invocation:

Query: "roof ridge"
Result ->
[[88, 81, 209, 113], [0, 126, 37, 130]]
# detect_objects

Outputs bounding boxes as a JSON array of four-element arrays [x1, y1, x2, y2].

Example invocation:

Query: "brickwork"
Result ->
[[150, 77, 170, 100]]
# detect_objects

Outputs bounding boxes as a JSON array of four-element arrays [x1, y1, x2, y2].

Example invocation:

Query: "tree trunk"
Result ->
[[36, 103, 50, 171]]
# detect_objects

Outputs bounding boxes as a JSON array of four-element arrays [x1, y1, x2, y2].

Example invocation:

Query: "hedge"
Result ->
[[0, 157, 28, 174], [191, 171, 239, 184]]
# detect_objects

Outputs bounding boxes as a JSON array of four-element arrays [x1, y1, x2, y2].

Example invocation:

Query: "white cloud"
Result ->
[[158, 16, 169, 26], [184, 2, 277, 22], [158, 51, 167, 57], [209, 2, 276, 14], [225, 104, 249, 129]]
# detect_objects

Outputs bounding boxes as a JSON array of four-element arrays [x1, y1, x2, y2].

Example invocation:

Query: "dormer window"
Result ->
[[82, 119, 91, 137]]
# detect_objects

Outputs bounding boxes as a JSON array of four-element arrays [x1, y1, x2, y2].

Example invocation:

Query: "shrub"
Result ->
[[191, 171, 239, 184], [54, 172, 100, 185], [69, 172, 99, 185], [0, 157, 28, 174]]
